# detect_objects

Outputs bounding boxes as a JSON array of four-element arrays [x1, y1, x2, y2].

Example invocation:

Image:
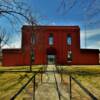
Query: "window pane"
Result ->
[[49, 34, 53, 45], [49, 37, 53, 45], [67, 35, 71, 45]]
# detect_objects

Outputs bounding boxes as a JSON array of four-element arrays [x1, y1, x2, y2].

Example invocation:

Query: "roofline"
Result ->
[[80, 49, 99, 52], [3, 49, 22, 52], [22, 25, 80, 29]]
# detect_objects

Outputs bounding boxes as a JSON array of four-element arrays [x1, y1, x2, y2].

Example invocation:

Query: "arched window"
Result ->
[[67, 35, 72, 45], [67, 51, 72, 61], [31, 33, 35, 45], [49, 33, 53, 45]]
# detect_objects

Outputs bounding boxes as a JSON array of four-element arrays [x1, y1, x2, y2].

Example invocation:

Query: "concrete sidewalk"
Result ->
[[35, 65, 69, 100]]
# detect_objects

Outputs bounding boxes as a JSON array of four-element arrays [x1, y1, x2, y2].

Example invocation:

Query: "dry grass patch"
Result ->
[[0, 65, 44, 100], [0, 72, 34, 100], [74, 74, 100, 99], [0, 65, 43, 71], [62, 65, 100, 74]]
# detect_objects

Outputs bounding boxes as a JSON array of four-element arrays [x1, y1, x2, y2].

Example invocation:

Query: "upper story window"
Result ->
[[67, 35, 72, 45], [31, 33, 35, 45], [49, 33, 53, 45]]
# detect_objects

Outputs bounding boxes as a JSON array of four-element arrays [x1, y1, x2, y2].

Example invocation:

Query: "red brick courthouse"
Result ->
[[2, 26, 99, 66]]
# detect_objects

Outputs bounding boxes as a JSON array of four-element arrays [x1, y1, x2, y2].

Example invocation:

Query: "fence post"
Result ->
[[41, 69, 43, 83], [33, 75, 35, 100], [61, 67, 63, 83], [69, 75, 72, 100]]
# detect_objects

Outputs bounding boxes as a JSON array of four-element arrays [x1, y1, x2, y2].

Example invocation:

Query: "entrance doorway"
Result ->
[[47, 55, 55, 64]]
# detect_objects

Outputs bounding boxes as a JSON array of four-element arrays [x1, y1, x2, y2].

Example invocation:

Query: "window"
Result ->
[[47, 55, 55, 64], [67, 35, 72, 45], [31, 51, 35, 62], [67, 51, 72, 61], [31, 33, 35, 45], [49, 33, 53, 45]]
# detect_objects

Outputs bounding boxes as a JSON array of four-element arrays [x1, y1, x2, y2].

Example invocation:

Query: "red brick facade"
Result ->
[[2, 25, 99, 66]]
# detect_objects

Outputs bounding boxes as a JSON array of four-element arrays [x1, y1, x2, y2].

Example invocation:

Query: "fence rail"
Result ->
[[69, 75, 98, 100], [10, 67, 43, 100]]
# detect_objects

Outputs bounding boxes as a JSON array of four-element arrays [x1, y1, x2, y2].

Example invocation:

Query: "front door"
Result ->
[[47, 55, 55, 64]]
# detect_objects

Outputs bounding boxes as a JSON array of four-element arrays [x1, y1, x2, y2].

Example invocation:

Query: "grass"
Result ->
[[62, 65, 100, 74], [59, 65, 100, 99], [0, 65, 44, 100], [0, 65, 43, 71], [73, 74, 100, 99], [0, 72, 33, 100], [0, 65, 100, 100]]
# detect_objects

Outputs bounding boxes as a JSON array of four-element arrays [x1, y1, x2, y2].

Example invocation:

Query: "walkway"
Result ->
[[35, 65, 69, 100]]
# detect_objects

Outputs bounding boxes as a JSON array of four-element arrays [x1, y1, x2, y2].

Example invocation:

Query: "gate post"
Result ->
[[69, 75, 72, 100], [41, 70, 43, 83], [33, 75, 36, 100]]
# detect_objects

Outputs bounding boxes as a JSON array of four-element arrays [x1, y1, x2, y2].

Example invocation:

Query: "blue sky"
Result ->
[[1, 0, 100, 50]]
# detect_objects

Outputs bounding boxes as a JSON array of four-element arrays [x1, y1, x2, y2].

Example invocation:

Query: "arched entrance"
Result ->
[[47, 47, 56, 64]]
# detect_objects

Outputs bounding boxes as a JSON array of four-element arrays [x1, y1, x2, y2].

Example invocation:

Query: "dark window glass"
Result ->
[[49, 34, 53, 45], [31, 33, 35, 45], [31, 51, 35, 62]]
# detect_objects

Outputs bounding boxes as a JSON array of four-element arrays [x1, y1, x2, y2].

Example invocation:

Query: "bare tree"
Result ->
[[58, 0, 100, 26], [0, 27, 10, 64], [0, 0, 38, 67], [0, 27, 9, 49], [57, 0, 77, 15], [0, 0, 37, 45], [58, 0, 100, 48], [0, 0, 36, 24]]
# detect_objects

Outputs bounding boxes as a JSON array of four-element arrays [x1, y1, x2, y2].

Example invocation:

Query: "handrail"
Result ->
[[71, 76, 98, 100], [10, 68, 43, 100], [54, 68, 61, 100]]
